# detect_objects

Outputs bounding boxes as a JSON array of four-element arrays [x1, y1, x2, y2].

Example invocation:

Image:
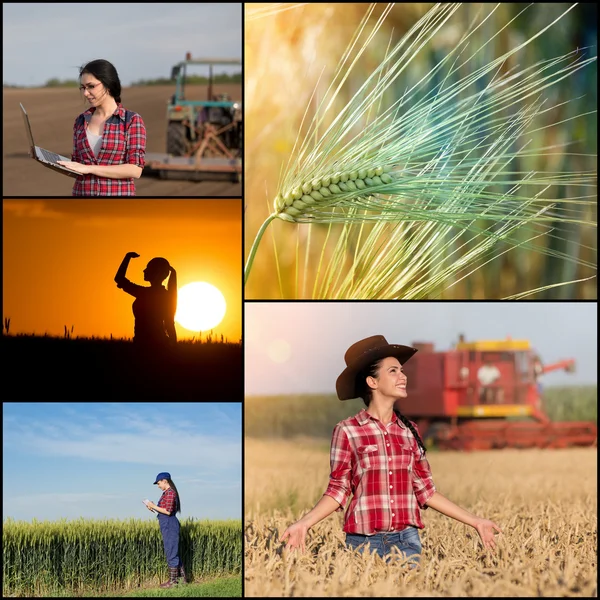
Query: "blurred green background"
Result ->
[[244, 386, 598, 440]]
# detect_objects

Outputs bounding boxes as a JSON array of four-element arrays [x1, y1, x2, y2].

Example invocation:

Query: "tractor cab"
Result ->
[[166, 54, 242, 158], [453, 338, 535, 415], [399, 337, 593, 450]]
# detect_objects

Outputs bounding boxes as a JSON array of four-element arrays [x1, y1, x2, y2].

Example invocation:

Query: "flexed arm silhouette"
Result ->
[[115, 252, 178, 347]]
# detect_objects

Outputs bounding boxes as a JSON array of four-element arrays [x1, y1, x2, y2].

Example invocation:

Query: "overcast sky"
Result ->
[[3, 3, 241, 87], [245, 302, 598, 395], [3, 403, 241, 522]]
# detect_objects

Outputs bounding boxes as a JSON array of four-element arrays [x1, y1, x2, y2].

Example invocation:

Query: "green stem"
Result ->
[[244, 214, 278, 285]]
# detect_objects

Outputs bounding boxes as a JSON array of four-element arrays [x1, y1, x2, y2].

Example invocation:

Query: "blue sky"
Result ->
[[245, 302, 598, 395], [2, 402, 241, 523], [3, 3, 241, 87]]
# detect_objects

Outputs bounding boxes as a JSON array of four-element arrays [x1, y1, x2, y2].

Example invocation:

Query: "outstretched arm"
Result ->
[[425, 491, 503, 551], [115, 252, 140, 287], [279, 494, 341, 553]]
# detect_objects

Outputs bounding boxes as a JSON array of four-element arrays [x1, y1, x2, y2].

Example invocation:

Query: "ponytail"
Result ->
[[167, 479, 181, 514], [394, 409, 427, 457]]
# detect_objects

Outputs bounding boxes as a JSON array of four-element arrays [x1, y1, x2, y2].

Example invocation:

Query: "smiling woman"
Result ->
[[56, 59, 147, 196], [280, 335, 503, 563]]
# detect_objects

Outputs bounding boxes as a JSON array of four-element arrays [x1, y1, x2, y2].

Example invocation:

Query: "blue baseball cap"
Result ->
[[153, 472, 171, 484]]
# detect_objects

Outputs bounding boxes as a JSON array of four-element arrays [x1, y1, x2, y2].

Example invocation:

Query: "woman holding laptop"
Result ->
[[57, 59, 146, 196]]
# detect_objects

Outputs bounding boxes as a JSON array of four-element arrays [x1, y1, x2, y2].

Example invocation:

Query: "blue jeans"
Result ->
[[346, 527, 422, 566]]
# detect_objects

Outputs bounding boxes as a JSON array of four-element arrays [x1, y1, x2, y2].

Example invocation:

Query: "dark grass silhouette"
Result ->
[[2, 334, 242, 400]]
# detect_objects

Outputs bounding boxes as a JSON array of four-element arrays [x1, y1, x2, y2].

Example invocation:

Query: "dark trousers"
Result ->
[[158, 514, 181, 568]]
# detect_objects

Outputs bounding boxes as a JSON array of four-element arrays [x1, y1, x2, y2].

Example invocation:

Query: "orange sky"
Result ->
[[3, 199, 241, 342]]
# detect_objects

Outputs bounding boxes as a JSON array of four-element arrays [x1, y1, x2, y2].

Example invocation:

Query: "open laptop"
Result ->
[[20, 103, 79, 178]]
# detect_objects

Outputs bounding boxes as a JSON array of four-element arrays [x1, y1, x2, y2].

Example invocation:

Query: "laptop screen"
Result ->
[[20, 103, 36, 148]]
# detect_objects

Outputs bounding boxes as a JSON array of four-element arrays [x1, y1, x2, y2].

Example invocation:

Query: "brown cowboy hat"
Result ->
[[336, 335, 418, 400]]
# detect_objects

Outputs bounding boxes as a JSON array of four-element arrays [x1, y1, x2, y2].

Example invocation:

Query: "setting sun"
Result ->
[[175, 282, 227, 332]]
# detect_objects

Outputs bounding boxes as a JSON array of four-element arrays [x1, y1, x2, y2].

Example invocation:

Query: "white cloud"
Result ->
[[3, 407, 240, 469], [10, 492, 121, 508], [177, 477, 241, 489]]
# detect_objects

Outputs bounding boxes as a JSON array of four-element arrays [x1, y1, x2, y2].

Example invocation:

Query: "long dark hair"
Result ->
[[79, 59, 122, 103], [356, 358, 427, 457], [167, 479, 181, 514]]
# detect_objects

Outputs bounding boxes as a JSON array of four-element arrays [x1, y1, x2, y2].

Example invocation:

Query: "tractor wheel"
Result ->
[[167, 122, 187, 156]]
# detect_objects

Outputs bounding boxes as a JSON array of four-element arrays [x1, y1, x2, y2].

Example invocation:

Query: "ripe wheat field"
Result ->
[[244, 438, 597, 597]]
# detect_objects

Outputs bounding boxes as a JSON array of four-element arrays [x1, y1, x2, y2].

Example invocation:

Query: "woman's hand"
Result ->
[[146, 501, 156, 509], [56, 160, 93, 174], [279, 520, 309, 553], [472, 517, 503, 551], [126, 252, 140, 259]]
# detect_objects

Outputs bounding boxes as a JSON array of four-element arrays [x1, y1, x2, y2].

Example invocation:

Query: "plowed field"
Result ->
[[3, 85, 241, 197]]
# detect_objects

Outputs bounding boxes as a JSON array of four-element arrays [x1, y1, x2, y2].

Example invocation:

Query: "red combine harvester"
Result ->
[[400, 337, 597, 450]]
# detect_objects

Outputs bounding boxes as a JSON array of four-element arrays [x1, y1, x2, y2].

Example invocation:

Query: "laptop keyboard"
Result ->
[[39, 148, 65, 164]]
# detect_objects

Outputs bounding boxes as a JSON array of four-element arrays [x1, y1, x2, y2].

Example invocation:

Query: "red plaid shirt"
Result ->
[[324, 409, 436, 535], [70, 103, 146, 196], [158, 487, 178, 515]]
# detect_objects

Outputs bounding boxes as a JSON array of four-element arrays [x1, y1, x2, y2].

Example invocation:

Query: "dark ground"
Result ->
[[2, 335, 242, 400]]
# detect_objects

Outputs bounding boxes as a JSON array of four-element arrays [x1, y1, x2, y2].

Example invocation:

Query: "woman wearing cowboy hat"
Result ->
[[144, 472, 186, 587], [280, 335, 502, 564]]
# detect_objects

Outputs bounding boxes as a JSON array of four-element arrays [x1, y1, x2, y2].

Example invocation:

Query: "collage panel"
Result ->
[[2, 401, 242, 595], [3, 3, 241, 198], [244, 301, 597, 596], [244, 3, 596, 300], [2, 3, 244, 598], [2, 198, 242, 400]]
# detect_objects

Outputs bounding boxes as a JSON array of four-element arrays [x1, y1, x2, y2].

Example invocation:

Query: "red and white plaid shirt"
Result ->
[[324, 408, 436, 535], [70, 103, 146, 196], [157, 487, 178, 515]]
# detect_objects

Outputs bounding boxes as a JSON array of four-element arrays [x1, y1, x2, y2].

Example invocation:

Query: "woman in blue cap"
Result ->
[[144, 472, 185, 587]]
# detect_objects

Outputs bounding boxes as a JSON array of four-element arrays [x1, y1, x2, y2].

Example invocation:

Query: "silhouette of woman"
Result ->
[[114, 252, 177, 347]]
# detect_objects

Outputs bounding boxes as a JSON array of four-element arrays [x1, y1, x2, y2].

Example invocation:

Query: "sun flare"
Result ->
[[175, 282, 226, 332]]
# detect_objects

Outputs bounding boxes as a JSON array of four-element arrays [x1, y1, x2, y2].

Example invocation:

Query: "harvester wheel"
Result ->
[[424, 422, 453, 449], [167, 122, 187, 156]]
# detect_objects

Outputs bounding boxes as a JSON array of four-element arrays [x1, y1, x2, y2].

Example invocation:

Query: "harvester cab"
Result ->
[[144, 53, 242, 182], [399, 337, 596, 450]]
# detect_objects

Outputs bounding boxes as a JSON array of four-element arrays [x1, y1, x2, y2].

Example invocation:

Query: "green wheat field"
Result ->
[[2, 517, 241, 598]]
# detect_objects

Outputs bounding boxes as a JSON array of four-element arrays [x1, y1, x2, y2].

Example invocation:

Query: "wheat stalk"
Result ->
[[244, 3, 597, 298]]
